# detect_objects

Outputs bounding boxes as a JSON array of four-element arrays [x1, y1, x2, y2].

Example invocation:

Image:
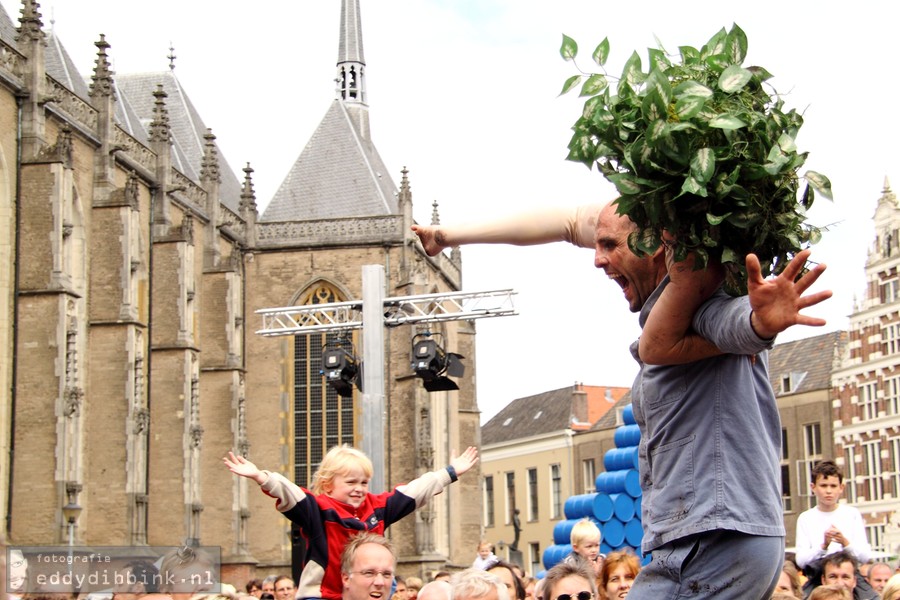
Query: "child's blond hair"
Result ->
[[477, 540, 493, 551], [311, 444, 374, 495], [570, 518, 602, 547]]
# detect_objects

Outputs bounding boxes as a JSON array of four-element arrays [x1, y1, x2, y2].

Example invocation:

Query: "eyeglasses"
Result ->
[[351, 570, 394, 581], [554, 592, 593, 600]]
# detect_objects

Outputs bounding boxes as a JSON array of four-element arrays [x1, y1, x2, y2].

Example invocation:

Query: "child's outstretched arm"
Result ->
[[225, 451, 307, 513], [449, 446, 479, 478], [223, 451, 268, 485]]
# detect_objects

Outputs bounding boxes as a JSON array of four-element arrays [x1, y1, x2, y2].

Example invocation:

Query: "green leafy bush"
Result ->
[[560, 23, 832, 294]]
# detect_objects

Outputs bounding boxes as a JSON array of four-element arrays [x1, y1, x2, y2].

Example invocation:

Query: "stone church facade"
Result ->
[[0, 0, 482, 583]]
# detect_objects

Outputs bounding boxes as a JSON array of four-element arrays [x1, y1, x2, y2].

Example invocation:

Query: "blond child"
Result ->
[[563, 518, 603, 577], [472, 540, 498, 570], [224, 445, 478, 600]]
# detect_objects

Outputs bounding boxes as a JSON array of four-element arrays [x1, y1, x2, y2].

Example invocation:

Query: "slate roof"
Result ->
[[46, 30, 91, 102], [767, 330, 846, 396], [262, 100, 399, 222], [482, 386, 586, 445], [116, 71, 243, 212], [0, 3, 17, 50], [1, 4, 241, 214], [589, 390, 633, 431]]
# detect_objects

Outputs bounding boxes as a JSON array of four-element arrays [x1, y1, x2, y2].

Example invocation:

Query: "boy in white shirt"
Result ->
[[795, 460, 875, 598]]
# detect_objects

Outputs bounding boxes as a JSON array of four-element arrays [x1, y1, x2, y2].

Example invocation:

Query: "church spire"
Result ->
[[336, 0, 366, 104]]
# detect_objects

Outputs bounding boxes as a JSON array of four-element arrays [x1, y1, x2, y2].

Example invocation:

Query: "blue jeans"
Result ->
[[628, 530, 784, 599]]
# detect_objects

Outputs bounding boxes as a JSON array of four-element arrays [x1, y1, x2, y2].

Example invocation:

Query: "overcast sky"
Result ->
[[41, 0, 898, 423]]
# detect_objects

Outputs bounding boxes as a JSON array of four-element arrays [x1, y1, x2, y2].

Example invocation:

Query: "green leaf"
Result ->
[[646, 69, 672, 105], [647, 48, 671, 74], [642, 89, 667, 122], [679, 45, 700, 63], [580, 74, 609, 97], [724, 23, 748, 65], [704, 28, 728, 58], [608, 173, 644, 196], [681, 175, 707, 197], [560, 74, 582, 96], [673, 80, 714, 99], [805, 170, 834, 200], [647, 119, 668, 142], [592, 38, 610, 66], [706, 211, 732, 226], [691, 148, 715, 183], [708, 114, 747, 129], [748, 65, 774, 82], [674, 96, 706, 120], [622, 51, 645, 89], [718, 65, 752, 93], [560, 34, 578, 61]]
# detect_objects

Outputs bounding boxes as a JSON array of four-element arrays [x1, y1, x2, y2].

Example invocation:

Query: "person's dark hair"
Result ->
[[811, 459, 843, 484], [246, 579, 263, 594], [822, 549, 858, 573], [540, 562, 597, 600], [485, 560, 526, 600], [125, 560, 160, 593]]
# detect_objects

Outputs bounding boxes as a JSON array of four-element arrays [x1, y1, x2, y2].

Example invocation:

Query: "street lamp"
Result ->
[[63, 483, 82, 568]]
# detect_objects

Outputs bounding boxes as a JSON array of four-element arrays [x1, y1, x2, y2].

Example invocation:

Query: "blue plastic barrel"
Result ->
[[609, 493, 635, 522], [622, 403, 635, 425], [596, 469, 641, 496], [625, 519, 643, 547], [553, 519, 581, 545], [564, 493, 597, 519], [542, 544, 571, 569], [601, 518, 625, 547], [634, 495, 642, 519], [592, 493, 613, 521], [600, 541, 612, 556], [603, 446, 639, 471], [613, 424, 641, 448]]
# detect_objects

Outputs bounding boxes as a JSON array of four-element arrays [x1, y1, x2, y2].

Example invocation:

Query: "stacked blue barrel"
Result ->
[[542, 404, 645, 571]]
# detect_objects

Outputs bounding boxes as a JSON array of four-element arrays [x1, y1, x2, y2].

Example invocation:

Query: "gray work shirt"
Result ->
[[631, 277, 785, 553]]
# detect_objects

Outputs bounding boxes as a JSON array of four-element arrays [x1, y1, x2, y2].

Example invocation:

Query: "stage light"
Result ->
[[322, 346, 361, 397], [411, 334, 465, 392]]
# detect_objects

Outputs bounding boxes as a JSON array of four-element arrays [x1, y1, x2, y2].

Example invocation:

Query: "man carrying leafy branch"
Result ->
[[413, 24, 834, 599]]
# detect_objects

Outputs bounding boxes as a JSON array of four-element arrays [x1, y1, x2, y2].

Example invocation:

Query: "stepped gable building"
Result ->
[[480, 383, 627, 575], [0, 0, 480, 583], [831, 178, 900, 557]]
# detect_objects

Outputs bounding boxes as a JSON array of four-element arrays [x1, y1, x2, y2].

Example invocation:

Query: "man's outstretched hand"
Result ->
[[411, 224, 447, 257], [747, 249, 832, 339]]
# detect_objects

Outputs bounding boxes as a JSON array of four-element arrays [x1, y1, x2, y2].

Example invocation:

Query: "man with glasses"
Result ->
[[340, 534, 396, 600], [274, 576, 296, 600]]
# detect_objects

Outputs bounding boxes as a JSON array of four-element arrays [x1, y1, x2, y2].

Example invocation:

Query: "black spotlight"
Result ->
[[411, 334, 465, 392], [322, 347, 361, 398]]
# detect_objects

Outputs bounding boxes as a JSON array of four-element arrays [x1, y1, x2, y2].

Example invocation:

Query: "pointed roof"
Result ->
[[482, 387, 582, 445], [0, 2, 18, 50], [767, 331, 847, 396], [262, 100, 398, 221], [261, 0, 398, 223], [481, 384, 624, 445], [116, 71, 242, 211], [46, 30, 91, 102]]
